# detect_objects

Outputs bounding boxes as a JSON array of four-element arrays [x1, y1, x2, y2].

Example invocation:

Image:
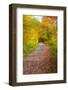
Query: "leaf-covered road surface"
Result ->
[[23, 43, 57, 74]]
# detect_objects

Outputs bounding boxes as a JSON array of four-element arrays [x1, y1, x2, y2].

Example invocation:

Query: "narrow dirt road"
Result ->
[[23, 43, 57, 74]]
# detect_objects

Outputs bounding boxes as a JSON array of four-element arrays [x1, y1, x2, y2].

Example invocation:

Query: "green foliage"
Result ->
[[39, 28, 52, 43], [48, 39, 57, 56], [39, 30, 48, 42], [46, 29, 52, 40], [23, 15, 57, 57], [24, 40, 38, 56], [32, 18, 40, 28], [23, 16, 39, 56]]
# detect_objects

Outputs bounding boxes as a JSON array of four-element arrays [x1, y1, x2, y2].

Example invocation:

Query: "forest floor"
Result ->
[[23, 43, 57, 74]]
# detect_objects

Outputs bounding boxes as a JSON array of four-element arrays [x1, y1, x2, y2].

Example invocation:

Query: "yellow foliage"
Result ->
[[24, 27, 38, 45], [23, 15, 32, 26], [41, 17, 56, 30], [41, 16, 57, 39]]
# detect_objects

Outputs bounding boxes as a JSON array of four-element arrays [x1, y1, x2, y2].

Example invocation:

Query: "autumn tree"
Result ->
[[23, 15, 40, 56], [41, 16, 57, 39], [40, 16, 57, 55]]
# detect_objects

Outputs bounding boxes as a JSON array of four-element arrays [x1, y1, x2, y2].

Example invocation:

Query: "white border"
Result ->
[[16, 8, 64, 82]]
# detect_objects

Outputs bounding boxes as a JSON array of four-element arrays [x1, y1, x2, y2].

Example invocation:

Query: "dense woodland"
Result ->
[[23, 15, 57, 57]]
